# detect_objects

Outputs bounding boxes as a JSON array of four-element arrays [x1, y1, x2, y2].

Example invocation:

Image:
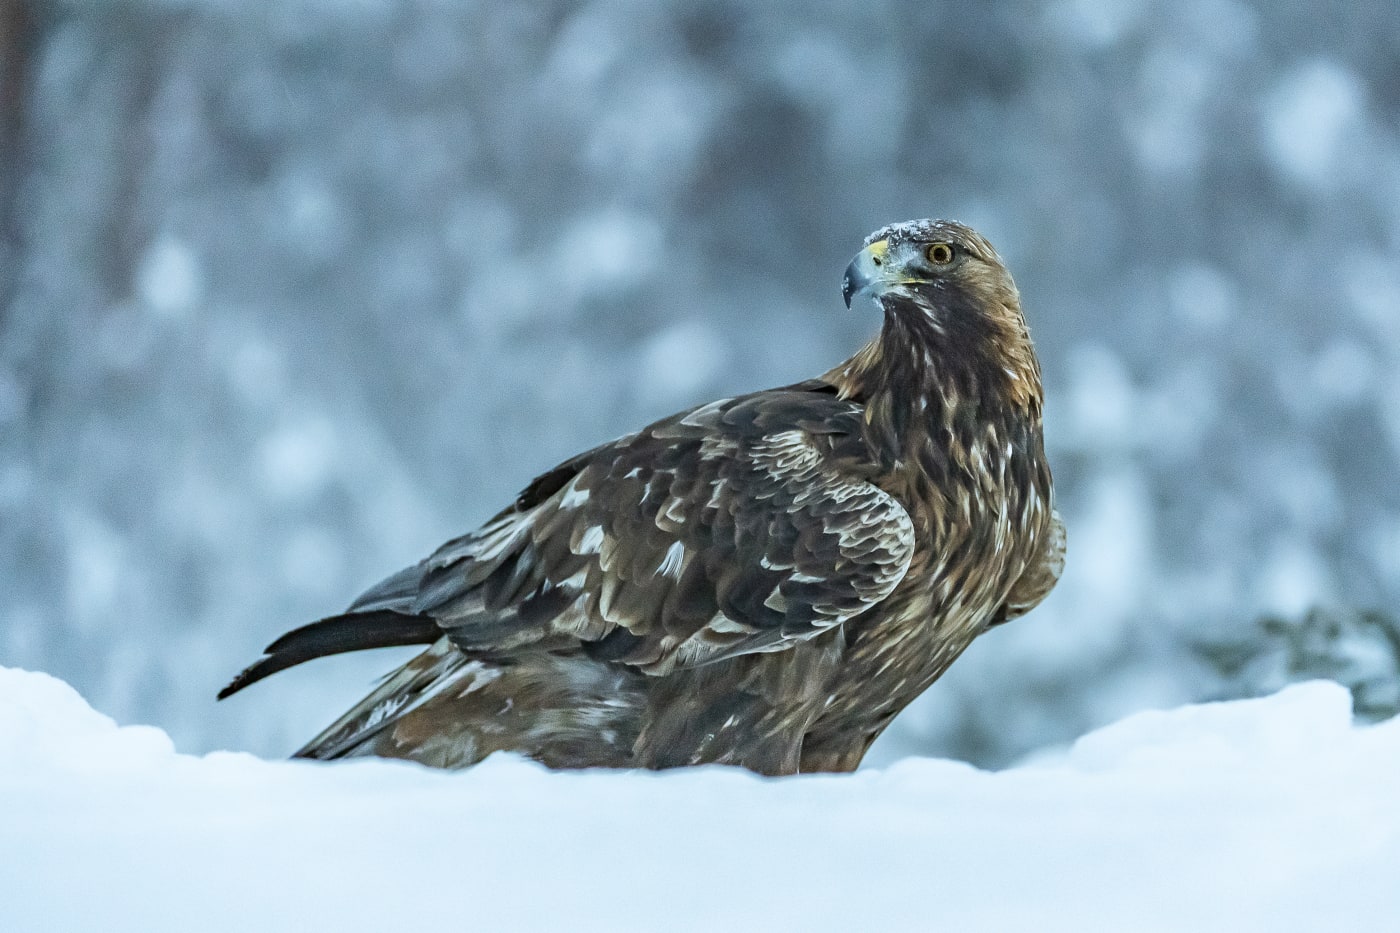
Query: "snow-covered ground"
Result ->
[[2, 665, 1396, 932]]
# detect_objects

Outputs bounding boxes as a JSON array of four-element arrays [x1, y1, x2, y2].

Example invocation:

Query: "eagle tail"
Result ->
[[292, 637, 469, 761], [217, 610, 440, 700]]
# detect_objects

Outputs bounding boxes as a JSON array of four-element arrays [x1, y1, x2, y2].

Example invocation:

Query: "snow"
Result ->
[[2, 666, 1396, 932]]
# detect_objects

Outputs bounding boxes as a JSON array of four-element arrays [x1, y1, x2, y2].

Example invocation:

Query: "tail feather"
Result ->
[[291, 637, 468, 761], [217, 610, 441, 700]]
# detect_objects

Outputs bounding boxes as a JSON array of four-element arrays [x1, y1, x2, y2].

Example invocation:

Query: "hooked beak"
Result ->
[[841, 239, 889, 308]]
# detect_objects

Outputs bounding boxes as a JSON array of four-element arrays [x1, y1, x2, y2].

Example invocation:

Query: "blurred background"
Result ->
[[2, 0, 1398, 767]]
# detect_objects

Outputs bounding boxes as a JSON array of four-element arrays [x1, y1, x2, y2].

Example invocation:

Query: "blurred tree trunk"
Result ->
[[0, 0, 35, 323]]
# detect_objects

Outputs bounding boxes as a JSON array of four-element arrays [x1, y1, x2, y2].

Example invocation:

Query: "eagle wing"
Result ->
[[990, 507, 1065, 626], [360, 389, 915, 675]]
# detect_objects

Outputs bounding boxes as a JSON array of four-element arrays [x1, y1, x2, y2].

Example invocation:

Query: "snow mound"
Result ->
[[1, 667, 1397, 933]]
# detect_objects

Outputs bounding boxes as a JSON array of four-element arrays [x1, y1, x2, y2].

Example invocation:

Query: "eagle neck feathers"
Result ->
[[825, 288, 1047, 524]]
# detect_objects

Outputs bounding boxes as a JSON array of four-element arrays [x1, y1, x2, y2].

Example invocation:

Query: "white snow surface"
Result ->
[[1, 668, 1396, 933]]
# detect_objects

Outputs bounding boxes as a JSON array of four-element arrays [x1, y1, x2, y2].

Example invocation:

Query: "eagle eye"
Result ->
[[926, 243, 955, 265]]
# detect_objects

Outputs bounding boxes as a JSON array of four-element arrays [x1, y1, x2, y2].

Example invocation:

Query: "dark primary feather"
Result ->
[[220, 218, 1062, 775], [217, 610, 439, 700]]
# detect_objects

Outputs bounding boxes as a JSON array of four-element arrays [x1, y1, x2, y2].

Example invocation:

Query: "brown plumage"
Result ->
[[219, 219, 1064, 775]]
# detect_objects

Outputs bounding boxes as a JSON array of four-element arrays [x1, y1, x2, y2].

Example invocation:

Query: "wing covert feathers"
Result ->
[[412, 391, 914, 675], [993, 507, 1066, 625]]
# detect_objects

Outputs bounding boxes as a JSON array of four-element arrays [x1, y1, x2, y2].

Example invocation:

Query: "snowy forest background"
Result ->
[[2, 0, 1398, 768]]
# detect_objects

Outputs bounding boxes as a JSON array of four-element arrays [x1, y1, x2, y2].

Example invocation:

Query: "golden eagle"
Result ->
[[220, 220, 1064, 775]]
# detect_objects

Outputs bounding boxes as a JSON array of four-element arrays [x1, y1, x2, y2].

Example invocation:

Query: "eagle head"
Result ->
[[837, 219, 1040, 414], [842, 219, 1019, 321]]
